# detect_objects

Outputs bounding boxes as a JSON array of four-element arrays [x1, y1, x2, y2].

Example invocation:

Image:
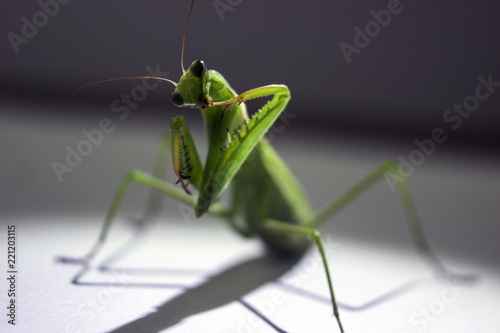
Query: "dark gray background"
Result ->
[[2, 0, 500, 147]]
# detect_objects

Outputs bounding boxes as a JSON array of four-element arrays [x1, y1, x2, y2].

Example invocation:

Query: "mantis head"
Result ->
[[171, 59, 212, 110]]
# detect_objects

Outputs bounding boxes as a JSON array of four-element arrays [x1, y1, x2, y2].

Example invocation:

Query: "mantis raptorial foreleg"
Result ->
[[195, 84, 291, 217]]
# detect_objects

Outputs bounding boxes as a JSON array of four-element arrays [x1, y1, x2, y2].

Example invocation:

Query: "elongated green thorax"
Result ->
[[195, 70, 249, 216]]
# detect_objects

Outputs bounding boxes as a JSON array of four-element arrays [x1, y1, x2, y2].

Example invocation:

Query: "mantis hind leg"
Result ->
[[56, 133, 194, 266], [262, 219, 345, 333], [56, 170, 196, 266], [306, 160, 447, 274], [261, 161, 451, 333], [136, 133, 172, 223]]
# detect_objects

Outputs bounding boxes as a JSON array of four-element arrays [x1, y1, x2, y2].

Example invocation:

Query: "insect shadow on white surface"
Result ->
[[64, 223, 462, 333]]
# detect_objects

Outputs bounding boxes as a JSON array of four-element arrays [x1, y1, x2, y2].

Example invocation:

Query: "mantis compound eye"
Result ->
[[172, 91, 184, 107], [190, 60, 207, 78]]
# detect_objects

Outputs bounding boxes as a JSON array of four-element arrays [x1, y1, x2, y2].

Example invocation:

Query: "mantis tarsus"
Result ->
[[59, 1, 458, 331]]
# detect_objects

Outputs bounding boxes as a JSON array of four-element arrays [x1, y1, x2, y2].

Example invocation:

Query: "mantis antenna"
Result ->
[[74, 1, 197, 94], [181, 0, 195, 73], [74, 1, 198, 94], [73, 76, 177, 95]]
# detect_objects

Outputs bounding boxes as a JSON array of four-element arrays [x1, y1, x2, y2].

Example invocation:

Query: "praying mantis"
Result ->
[[59, 1, 457, 331]]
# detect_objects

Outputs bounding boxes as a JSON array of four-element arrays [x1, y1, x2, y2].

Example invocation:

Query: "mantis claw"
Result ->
[[220, 102, 238, 119]]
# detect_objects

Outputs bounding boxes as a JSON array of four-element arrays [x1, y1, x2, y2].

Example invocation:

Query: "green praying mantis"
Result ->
[[59, 1, 457, 332]]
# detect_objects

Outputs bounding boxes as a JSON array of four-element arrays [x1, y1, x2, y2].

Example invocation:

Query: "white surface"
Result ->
[[1, 215, 499, 333], [1, 102, 500, 332]]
